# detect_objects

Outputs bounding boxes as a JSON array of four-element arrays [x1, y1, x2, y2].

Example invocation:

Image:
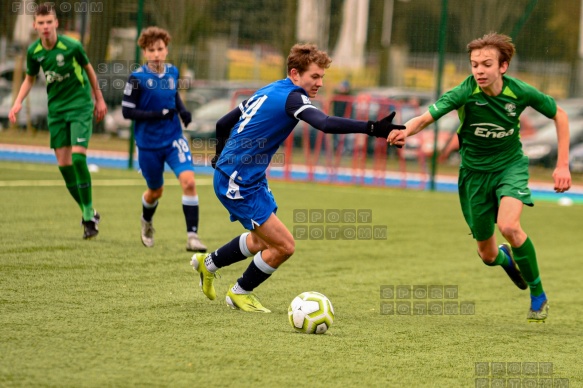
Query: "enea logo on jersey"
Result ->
[[45, 70, 70, 84], [471, 123, 514, 139]]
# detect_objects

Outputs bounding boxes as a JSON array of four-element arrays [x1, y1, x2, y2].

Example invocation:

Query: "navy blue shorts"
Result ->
[[213, 169, 277, 230], [138, 136, 194, 189]]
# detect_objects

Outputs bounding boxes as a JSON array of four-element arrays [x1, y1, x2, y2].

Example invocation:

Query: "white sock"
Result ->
[[231, 282, 250, 295], [239, 232, 252, 257], [204, 255, 218, 273]]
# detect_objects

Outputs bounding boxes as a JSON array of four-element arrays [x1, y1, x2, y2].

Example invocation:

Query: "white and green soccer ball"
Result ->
[[288, 291, 335, 334]]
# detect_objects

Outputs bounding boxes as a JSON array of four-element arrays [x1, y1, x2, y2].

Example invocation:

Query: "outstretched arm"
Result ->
[[283, 91, 403, 139], [552, 105, 571, 193], [296, 102, 405, 138], [388, 111, 435, 147]]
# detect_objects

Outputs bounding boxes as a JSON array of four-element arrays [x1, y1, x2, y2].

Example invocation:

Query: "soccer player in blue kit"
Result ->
[[122, 27, 206, 252], [191, 43, 405, 312]]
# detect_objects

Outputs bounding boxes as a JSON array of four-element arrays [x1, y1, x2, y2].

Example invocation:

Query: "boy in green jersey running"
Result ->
[[9, 3, 108, 239], [388, 33, 571, 322]]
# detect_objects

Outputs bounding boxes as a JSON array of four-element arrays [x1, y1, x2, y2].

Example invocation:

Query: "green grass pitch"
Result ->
[[0, 161, 581, 387]]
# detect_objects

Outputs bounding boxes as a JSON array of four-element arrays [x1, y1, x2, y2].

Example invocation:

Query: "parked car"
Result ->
[[185, 81, 262, 111], [184, 98, 235, 139], [325, 89, 431, 157], [521, 98, 583, 139], [568, 142, 583, 173], [103, 105, 132, 138], [557, 98, 583, 120], [0, 60, 46, 84], [0, 82, 11, 102], [0, 85, 48, 130], [184, 88, 256, 140], [403, 110, 461, 161], [522, 117, 583, 167]]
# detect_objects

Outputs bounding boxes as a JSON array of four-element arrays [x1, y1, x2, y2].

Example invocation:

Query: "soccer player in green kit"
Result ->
[[9, 3, 107, 239], [388, 33, 571, 322]]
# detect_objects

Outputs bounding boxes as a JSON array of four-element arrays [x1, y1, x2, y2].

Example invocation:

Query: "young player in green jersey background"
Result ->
[[9, 3, 108, 239], [388, 32, 571, 322]]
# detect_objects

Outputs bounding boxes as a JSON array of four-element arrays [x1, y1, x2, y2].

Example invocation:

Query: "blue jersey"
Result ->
[[216, 78, 315, 185], [122, 64, 182, 150]]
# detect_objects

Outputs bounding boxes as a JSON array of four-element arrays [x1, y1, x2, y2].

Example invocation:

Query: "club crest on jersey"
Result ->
[[56, 53, 65, 66], [147, 79, 154, 88], [505, 103, 516, 117], [301, 95, 311, 105]]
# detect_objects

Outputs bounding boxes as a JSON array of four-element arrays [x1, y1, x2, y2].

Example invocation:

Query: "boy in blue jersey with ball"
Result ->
[[122, 27, 206, 252], [191, 43, 405, 312]]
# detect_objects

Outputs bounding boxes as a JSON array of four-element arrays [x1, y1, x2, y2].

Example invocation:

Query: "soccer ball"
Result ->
[[288, 291, 335, 334]]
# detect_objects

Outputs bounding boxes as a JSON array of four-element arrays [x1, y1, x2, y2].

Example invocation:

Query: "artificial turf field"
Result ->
[[0, 160, 581, 387]]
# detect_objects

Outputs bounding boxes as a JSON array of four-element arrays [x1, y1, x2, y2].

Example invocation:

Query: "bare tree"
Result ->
[[0, 2, 18, 42], [449, 0, 534, 45], [146, 0, 213, 46]]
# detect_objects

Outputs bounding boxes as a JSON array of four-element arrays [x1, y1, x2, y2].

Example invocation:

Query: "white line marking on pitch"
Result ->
[[0, 178, 212, 187]]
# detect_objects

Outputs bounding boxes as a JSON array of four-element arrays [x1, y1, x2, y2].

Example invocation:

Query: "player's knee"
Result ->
[[149, 187, 164, 200], [477, 247, 497, 264], [498, 223, 520, 240], [280, 240, 296, 258], [181, 179, 195, 193], [273, 240, 295, 261]]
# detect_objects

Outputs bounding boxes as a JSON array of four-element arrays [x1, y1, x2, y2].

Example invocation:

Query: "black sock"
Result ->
[[182, 195, 200, 233], [237, 254, 274, 292], [142, 196, 158, 222], [183, 204, 199, 233], [211, 234, 250, 268]]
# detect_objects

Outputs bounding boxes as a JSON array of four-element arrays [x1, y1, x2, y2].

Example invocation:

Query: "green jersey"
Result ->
[[26, 35, 93, 114], [428, 75, 557, 172]]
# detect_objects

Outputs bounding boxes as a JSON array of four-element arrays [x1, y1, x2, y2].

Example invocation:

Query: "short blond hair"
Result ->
[[287, 43, 332, 75]]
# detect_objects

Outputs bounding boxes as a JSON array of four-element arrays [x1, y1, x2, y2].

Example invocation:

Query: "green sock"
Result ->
[[58, 165, 82, 210], [512, 237, 544, 296], [484, 248, 509, 267], [72, 153, 94, 221]]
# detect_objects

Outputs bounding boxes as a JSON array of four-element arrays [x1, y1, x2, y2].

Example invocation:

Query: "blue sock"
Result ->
[[530, 292, 547, 311]]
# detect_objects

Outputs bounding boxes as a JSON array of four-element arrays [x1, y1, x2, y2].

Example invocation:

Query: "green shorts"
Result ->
[[458, 155, 533, 241], [48, 108, 93, 149]]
